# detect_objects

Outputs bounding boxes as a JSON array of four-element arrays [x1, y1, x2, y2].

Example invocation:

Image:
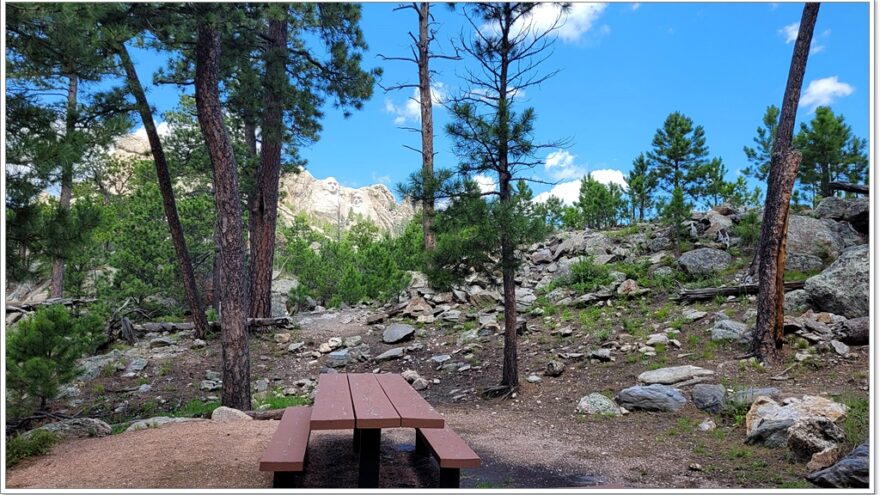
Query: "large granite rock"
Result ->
[[637, 365, 714, 385], [692, 384, 726, 413], [814, 197, 869, 235], [270, 275, 298, 317], [126, 416, 205, 432], [786, 253, 824, 273], [804, 245, 869, 318], [552, 231, 613, 260], [711, 318, 750, 342], [677, 248, 732, 277], [786, 215, 855, 260], [835, 316, 869, 345], [615, 384, 687, 412], [745, 395, 848, 448], [211, 406, 253, 422], [787, 417, 846, 464], [23, 418, 112, 440], [576, 393, 621, 416]]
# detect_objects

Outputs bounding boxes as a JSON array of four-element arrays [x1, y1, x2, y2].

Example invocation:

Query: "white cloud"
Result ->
[[533, 169, 628, 205], [780, 22, 799, 43], [474, 173, 497, 194], [810, 43, 825, 55], [799, 76, 854, 110], [133, 121, 170, 141], [544, 150, 586, 181], [384, 83, 446, 125], [631, 3, 641, 11], [481, 3, 608, 44]]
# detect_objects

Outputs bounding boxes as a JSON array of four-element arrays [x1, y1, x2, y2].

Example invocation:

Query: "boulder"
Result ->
[[787, 417, 846, 463], [814, 197, 869, 235], [637, 365, 714, 385], [804, 245, 869, 318], [328, 349, 350, 368], [786, 253, 824, 273], [615, 384, 687, 412], [745, 395, 848, 448], [728, 387, 780, 408], [126, 357, 149, 374], [382, 323, 415, 344], [402, 297, 433, 317], [835, 316, 868, 345], [469, 288, 502, 306], [786, 215, 850, 260], [702, 209, 733, 236], [270, 276, 298, 317], [126, 416, 205, 432], [24, 418, 112, 440], [211, 406, 253, 422], [692, 384, 726, 414], [530, 248, 553, 264], [677, 248, 732, 277], [77, 350, 124, 381], [711, 318, 749, 342], [545, 360, 565, 377], [149, 337, 174, 349], [807, 442, 869, 488], [577, 393, 621, 416], [784, 289, 812, 315], [682, 309, 708, 322], [552, 231, 613, 260], [514, 287, 537, 311]]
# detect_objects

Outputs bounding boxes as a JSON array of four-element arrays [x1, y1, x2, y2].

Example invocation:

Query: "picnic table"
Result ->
[[260, 372, 479, 488]]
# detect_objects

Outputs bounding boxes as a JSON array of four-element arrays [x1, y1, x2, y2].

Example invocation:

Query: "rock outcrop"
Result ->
[[804, 245, 869, 319]]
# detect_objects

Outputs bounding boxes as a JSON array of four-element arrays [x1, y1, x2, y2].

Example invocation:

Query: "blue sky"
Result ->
[[128, 2, 870, 203]]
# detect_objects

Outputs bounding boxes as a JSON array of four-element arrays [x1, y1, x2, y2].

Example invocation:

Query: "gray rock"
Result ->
[[653, 265, 675, 277], [805, 245, 869, 319], [590, 348, 613, 361], [577, 393, 621, 416], [830, 340, 849, 356], [530, 248, 553, 264], [807, 442, 869, 488], [784, 289, 812, 315], [702, 209, 733, 236], [440, 309, 462, 322], [126, 357, 148, 374], [328, 349, 350, 368], [786, 253, 825, 273], [545, 360, 565, 377], [383, 323, 415, 344], [682, 309, 708, 322], [699, 418, 717, 432], [711, 319, 750, 342], [287, 341, 305, 353], [211, 406, 253, 422], [254, 378, 270, 393], [77, 350, 124, 381], [747, 418, 797, 447], [191, 339, 207, 349], [430, 354, 451, 365], [526, 374, 542, 383], [786, 215, 848, 259], [126, 416, 205, 432], [24, 418, 112, 440], [615, 384, 687, 412], [137, 384, 152, 394], [729, 387, 780, 407], [637, 365, 714, 385], [515, 287, 537, 311], [552, 231, 613, 260], [814, 197, 869, 235], [692, 384, 726, 414], [677, 248, 732, 277], [149, 337, 174, 348], [745, 395, 848, 448], [375, 347, 404, 362], [205, 370, 221, 382], [343, 335, 362, 348], [835, 317, 868, 345], [200, 380, 221, 391], [411, 378, 429, 391]]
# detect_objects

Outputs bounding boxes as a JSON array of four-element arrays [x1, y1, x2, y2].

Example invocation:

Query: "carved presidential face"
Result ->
[[323, 177, 340, 195]]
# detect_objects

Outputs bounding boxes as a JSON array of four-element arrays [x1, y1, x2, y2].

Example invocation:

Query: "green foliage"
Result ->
[[834, 393, 869, 446], [625, 153, 657, 221], [661, 187, 691, 253], [6, 430, 59, 467], [278, 216, 422, 307], [566, 174, 628, 230], [795, 106, 868, 202], [173, 399, 221, 418], [5, 305, 104, 418], [647, 111, 710, 201], [253, 392, 310, 410], [743, 105, 779, 183], [553, 257, 612, 294], [733, 210, 760, 247]]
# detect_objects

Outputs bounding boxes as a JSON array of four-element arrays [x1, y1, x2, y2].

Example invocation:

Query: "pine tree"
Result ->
[[444, 3, 566, 394], [647, 112, 710, 202], [625, 153, 656, 221], [742, 105, 780, 183], [662, 187, 691, 254], [573, 175, 626, 230], [794, 106, 868, 201]]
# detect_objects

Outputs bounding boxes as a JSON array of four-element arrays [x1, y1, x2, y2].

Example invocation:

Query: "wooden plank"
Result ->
[[375, 373, 444, 428], [418, 427, 481, 469], [310, 374, 355, 430], [348, 373, 401, 429], [259, 406, 312, 472]]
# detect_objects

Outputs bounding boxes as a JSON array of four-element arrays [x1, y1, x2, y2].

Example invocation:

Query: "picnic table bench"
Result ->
[[259, 372, 480, 488]]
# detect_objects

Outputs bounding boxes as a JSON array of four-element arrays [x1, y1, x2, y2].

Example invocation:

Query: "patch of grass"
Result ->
[[834, 393, 869, 446], [626, 353, 639, 364], [726, 445, 754, 460], [560, 309, 574, 323], [579, 307, 603, 327], [6, 430, 58, 467], [594, 328, 610, 342], [253, 392, 310, 410], [687, 334, 701, 347], [652, 304, 671, 320], [606, 224, 641, 239], [721, 401, 751, 428], [701, 340, 721, 361], [173, 399, 221, 418], [158, 363, 172, 376], [137, 377, 150, 386], [669, 316, 689, 330], [91, 384, 105, 394], [777, 480, 814, 489]]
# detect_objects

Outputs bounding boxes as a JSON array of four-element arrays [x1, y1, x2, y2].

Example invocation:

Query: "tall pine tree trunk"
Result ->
[[417, 2, 436, 252], [195, 20, 251, 410], [117, 44, 210, 339], [50, 73, 77, 298], [248, 18, 287, 319], [752, 3, 819, 364]]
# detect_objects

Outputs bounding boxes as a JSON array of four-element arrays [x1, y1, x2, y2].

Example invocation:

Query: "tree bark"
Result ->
[[752, 3, 819, 364], [117, 43, 210, 339], [195, 20, 252, 411], [417, 2, 436, 253], [248, 18, 288, 319], [50, 73, 78, 298]]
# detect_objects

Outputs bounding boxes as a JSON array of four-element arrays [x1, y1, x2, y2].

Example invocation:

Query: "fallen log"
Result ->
[[131, 316, 294, 333], [5, 298, 96, 313], [829, 181, 869, 195], [674, 281, 806, 302]]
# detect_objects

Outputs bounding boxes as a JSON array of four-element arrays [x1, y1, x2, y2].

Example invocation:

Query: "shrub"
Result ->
[[556, 257, 612, 293], [5, 305, 103, 417], [734, 210, 761, 248], [6, 430, 58, 467]]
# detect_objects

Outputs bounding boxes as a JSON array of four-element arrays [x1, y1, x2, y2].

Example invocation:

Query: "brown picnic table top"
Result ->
[[310, 372, 444, 430]]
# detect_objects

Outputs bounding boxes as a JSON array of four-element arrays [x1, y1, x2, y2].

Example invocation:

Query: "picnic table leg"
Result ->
[[353, 428, 361, 452], [414, 429, 428, 456], [439, 468, 460, 489], [357, 428, 381, 488]]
